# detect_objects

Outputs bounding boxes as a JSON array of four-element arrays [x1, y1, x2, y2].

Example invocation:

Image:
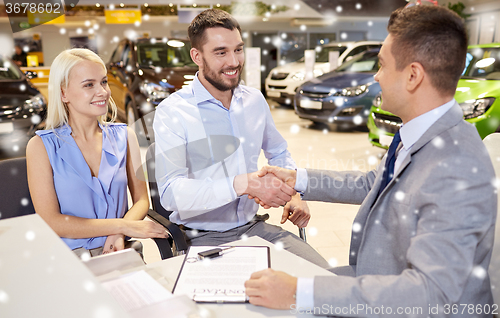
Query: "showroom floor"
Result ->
[[139, 102, 386, 267]]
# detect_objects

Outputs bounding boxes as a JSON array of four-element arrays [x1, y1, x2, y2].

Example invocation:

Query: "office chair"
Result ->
[[145, 145, 188, 256], [0, 157, 176, 260], [0, 157, 35, 220], [146, 143, 307, 244], [483, 133, 500, 306]]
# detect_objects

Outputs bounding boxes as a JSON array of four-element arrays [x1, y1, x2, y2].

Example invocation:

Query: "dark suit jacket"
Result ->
[[303, 103, 497, 317]]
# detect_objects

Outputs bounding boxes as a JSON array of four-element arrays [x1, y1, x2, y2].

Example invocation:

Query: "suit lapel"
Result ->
[[371, 103, 464, 205], [408, 103, 463, 156]]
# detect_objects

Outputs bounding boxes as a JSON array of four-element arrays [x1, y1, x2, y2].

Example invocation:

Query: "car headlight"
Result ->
[[291, 72, 305, 81], [459, 98, 495, 119], [23, 93, 46, 110], [335, 84, 368, 97], [373, 92, 382, 108], [140, 82, 170, 100]]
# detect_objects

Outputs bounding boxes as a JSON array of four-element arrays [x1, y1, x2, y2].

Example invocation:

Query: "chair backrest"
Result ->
[[146, 143, 173, 220], [484, 133, 500, 305], [0, 157, 35, 220]]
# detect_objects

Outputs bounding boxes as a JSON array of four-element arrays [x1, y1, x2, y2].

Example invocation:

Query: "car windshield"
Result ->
[[335, 50, 379, 73], [0, 57, 22, 80], [316, 46, 348, 63], [296, 46, 348, 63], [462, 47, 500, 80], [136, 40, 196, 68]]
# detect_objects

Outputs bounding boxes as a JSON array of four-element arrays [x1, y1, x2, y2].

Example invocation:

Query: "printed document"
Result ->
[[173, 246, 270, 302]]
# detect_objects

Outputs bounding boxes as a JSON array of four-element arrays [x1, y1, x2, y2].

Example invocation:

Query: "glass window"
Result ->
[[0, 57, 22, 80], [123, 44, 133, 67], [136, 40, 195, 68], [336, 50, 380, 73], [316, 46, 348, 63], [110, 42, 126, 64], [279, 33, 308, 64], [345, 45, 369, 59], [462, 48, 500, 80], [463, 52, 473, 75]]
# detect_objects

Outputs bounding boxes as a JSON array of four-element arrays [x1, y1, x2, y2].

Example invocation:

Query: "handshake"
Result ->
[[234, 166, 308, 227]]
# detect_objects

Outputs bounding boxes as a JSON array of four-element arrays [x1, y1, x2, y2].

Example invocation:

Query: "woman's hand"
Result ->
[[103, 234, 125, 254], [122, 219, 169, 239]]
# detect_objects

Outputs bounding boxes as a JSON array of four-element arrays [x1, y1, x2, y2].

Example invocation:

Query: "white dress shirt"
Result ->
[[294, 99, 456, 309], [153, 73, 296, 231]]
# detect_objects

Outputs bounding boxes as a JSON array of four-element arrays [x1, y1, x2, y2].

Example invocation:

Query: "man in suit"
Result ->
[[245, 5, 497, 316]]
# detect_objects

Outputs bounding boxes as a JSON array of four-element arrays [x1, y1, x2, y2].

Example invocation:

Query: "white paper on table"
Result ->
[[101, 270, 174, 312], [173, 246, 270, 303]]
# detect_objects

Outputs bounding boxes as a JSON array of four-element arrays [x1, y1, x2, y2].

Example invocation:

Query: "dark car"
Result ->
[[0, 56, 46, 156], [294, 49, 381, 129], [107, 37, 198, 142]]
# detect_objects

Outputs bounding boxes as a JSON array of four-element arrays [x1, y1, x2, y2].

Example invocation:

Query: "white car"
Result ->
[[265, 41, 382, 105]]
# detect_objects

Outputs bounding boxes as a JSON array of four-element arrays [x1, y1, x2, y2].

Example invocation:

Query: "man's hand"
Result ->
[[245, 268, 297, 310], [282, 193, 310, 228], [248, 166, 298, 208], [258, 166, 297, 188], [234, 172, 295, 208]]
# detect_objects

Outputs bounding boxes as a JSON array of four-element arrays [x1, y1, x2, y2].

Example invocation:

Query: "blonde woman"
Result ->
[[26, 48, 167, 257]]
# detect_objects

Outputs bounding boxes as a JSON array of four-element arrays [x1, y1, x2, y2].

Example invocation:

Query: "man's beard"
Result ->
[[202, 57, 242, 92]]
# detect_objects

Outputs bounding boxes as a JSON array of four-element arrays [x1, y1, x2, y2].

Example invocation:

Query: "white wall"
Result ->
[[462, 1, 500, 45]]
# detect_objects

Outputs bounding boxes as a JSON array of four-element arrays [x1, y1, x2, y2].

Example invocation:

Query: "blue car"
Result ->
[[294, 49, 381, 129]]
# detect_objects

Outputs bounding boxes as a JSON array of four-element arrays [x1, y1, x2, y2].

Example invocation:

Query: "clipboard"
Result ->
[[172, 245, 270, 303]]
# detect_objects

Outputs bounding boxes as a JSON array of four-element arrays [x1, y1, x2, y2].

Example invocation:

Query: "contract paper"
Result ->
[[173, 246, 270, 303]]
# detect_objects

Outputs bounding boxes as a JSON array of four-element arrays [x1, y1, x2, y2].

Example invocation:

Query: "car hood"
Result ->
[[0, 79, 39, 105], [300, 72, 375, 92], [455, 78, 500, 103]]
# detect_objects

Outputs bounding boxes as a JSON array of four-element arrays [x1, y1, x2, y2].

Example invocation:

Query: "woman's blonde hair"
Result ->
[[45, 48, 117, 130]]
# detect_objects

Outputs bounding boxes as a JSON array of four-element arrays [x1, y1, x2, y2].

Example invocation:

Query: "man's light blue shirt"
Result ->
[[153, 74, 296, 231], [294, 99, 456, 309]]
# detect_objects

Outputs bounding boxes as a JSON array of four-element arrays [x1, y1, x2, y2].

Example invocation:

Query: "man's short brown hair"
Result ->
[[388, 5, 467, 96], [188, 9, 242, 51]]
